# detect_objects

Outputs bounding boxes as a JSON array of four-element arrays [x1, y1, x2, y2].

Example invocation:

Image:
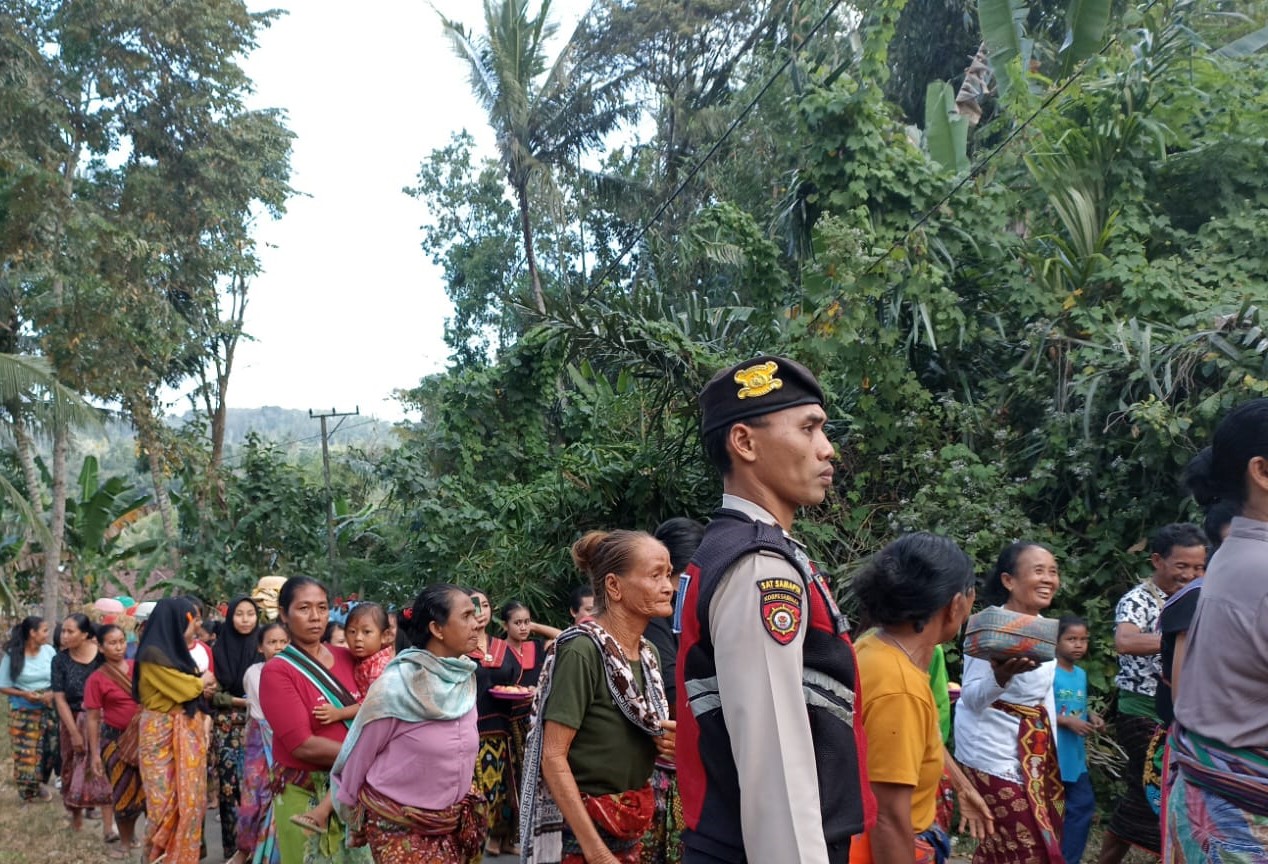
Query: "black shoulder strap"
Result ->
[[693, 508, 810, 644]]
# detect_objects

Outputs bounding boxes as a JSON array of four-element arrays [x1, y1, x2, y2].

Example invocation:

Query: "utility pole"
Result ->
[[309, 406, 359, 592]]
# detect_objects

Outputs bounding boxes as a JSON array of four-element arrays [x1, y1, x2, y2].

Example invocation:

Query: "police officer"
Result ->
[[675, 355, 872, 864]]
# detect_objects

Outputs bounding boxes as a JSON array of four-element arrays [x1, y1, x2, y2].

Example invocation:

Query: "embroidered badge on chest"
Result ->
[[757, 576, 803, 645]]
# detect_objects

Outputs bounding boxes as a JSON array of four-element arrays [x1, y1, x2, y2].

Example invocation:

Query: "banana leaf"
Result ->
[[924, 81, 970, 173], [1060, 0, 1112, 75]]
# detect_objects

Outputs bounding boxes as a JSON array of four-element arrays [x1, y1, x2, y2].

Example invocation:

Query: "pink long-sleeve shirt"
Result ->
[[334, 707, 478, 811]]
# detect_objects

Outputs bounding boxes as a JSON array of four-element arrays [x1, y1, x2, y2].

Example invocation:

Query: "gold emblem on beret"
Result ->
[[734, 361, 783, 399]]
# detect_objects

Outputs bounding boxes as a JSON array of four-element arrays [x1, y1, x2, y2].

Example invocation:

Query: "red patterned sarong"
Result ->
[[561, 784, 654, 864], [965, 701, 1065, 864]]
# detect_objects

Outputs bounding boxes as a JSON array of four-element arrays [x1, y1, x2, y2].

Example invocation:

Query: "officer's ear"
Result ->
[[727, 421, 762, 466]]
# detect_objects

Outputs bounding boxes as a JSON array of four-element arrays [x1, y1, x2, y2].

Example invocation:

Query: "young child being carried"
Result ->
[[291, 602, 395, 834], [1054, 615, 1104, 864]]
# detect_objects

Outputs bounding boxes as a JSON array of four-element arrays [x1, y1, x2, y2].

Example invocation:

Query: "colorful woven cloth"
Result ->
[[1169, 726, 1268, 815], [7, 705, 45, 800], [1164, 771, 1268, 863], [63, 711, 113, 808], [236, 718, 275, 860], [357, 784, 485, 863]]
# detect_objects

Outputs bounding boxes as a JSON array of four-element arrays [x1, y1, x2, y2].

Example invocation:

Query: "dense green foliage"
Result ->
[[2, 0, 1268, 753]]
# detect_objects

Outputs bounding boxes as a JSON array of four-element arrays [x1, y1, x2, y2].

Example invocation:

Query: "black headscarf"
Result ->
[[133, 596, 200, 714], [213, 596, 261, 698]]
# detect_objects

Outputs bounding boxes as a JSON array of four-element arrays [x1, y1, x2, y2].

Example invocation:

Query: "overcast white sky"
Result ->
[[216, 0, 591, 421]]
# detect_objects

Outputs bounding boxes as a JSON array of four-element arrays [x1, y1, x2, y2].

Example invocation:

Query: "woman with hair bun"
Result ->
[[849, 533, 993, 864], [1165, 398, 1268, 862], [520, 530, 676, 864], [51, 612, 111, 833], [0, 615, 55, 803], [953, 541, 1064, 864], [330, 583, 486, 863]]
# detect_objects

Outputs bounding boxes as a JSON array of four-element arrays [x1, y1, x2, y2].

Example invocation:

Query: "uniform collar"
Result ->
[[720, 494, 807, 551]]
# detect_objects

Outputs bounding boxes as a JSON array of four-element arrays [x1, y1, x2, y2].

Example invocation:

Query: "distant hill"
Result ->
[[60, 407, 398, 489], [178, 406, 397, 451]]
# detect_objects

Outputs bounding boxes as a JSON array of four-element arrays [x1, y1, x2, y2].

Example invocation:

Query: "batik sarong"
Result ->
[[138, 708, 208, 864], [101, 723, 145, 820], [7, 705, 46, 800], [214, 706, 248, 857], [357, 784, 485, 864]]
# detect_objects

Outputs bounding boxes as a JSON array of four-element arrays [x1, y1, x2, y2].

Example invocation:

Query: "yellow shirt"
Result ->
[[137, 663, 204, 713], [855, 633, 944, 833]]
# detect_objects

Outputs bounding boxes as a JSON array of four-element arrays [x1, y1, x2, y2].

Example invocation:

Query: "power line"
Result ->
[[213, 418, 383, 469], [580, 0, 849, 303]]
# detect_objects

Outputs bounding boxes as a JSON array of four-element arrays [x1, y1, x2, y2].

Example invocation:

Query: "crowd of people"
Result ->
[[1, 355, 1265, 864]]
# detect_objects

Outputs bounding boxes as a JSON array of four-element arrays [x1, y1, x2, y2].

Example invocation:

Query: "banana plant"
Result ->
[[61, 456, 159, 598]]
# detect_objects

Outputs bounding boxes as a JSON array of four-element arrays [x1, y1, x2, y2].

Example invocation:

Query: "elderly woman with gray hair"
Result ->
[[520, 529, 677, 864]]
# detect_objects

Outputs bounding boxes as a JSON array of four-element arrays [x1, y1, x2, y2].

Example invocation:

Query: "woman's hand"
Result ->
[[956, 783, 996, 840], [313, 702, 337, 725], [655, 719, 676, 762], [580, 844, 621, 864], [1059, 714, 1096, 736], [69, 727, 85, 752], [990, 656, 1039, 687], [89, 753, 105, 778]]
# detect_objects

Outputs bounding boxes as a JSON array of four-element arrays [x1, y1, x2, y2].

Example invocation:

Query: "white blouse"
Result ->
[[953, 655, 1058, 782]]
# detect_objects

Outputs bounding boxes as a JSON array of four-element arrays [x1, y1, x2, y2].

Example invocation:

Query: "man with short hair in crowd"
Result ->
[[1099, 522, 1208, 863]]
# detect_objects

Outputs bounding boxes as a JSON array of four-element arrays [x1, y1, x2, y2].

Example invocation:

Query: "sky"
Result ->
[[219, 0, 592, 422]]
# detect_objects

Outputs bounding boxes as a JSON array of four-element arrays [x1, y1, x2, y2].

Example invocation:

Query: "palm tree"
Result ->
[[438, 0, 631, 313], [0, 352, 101, 616]]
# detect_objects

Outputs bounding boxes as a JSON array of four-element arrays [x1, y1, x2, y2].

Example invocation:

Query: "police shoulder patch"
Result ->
[[757, 576, 803, 645]]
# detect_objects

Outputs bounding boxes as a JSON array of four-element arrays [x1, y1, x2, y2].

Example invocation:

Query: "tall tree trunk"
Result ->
[[131, 396, 178, 559], [12, 415, 46, 553], [516, 184, 546, 313], [42, 423, 67, 619]]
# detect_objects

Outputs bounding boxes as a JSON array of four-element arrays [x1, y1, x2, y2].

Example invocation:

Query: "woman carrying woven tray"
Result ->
[[330, 583, 486, 863], [849, 534, 996, 864], [1164, 398, 1268, 862], [953, 541, 1064, 864], [84, 623, 145, 859], [520, 529, 677, 864]]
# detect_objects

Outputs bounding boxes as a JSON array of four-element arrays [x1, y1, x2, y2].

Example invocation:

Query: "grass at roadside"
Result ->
[[0, 701, 129, 863]]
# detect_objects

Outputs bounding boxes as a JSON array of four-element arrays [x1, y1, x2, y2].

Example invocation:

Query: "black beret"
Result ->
[[698, 355, 825, 435]]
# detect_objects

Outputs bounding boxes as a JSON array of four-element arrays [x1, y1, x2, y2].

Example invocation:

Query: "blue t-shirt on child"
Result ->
[[1054, 663, 1089, 783]]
